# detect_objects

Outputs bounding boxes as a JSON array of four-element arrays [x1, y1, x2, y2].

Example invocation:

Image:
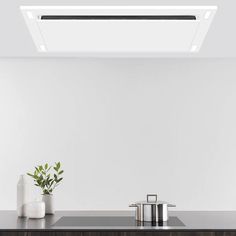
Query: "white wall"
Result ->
[[0, 58, 236, 211]]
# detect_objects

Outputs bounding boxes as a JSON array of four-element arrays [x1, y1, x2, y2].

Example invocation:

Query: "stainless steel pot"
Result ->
[[129, 194, 176, 222]]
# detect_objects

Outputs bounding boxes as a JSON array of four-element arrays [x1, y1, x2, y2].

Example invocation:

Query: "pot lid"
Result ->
[[134, 194, 158, 205], [134, 200, 169, 205], [132, 194, 175, 206]]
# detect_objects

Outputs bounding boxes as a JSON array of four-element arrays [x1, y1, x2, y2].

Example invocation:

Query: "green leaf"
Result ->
[[57, 178, 63, 182], [33, 175, 38, 180], [39, 165, 43, 171], [45, 163, 48, 170], [39, 175, 43, 181], [54, 162, 60, 172], [49, 180, 54, 188], [27, 173, 34, 177], [45, 176, 50, 186], [58, 170, 64, 175], [54, 174, 57, 180]]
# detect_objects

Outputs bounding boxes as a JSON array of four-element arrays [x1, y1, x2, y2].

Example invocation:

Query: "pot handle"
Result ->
[[129, 204, 138, 207], [168, 204, 176, 207], [147, 194, 157, 203]]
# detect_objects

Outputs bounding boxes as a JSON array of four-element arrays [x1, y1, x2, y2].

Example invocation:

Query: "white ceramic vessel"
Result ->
[[26, 201, 45, 219], [17, 175, 31, 217], [42, 194, 55, 214]]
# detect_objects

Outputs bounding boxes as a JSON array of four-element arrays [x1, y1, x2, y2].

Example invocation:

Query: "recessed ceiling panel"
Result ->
[[20, 6, 217, 55]]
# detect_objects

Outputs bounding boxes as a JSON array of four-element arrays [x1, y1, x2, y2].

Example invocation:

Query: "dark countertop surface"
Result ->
[[1, 211, 236, 231]]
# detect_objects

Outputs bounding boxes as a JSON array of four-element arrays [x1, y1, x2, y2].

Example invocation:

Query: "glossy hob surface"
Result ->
[[53, 216, 185, 227]]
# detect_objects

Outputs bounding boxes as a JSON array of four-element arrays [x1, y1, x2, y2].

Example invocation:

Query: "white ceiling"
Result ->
[[1, 0, 235, 57]]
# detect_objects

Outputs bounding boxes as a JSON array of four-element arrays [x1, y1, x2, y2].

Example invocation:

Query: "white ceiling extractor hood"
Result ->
[[20, 6, 217, 55]]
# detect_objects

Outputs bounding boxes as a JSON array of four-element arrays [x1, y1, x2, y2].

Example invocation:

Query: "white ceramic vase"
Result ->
[[17, 175, 31, 217], [42, 194, 55, 214]]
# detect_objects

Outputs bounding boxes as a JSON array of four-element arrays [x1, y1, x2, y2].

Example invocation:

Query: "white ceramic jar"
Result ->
[[26, 201, 45, 219]]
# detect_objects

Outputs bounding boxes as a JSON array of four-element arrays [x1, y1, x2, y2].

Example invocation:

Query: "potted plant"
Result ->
[[27, 162, 64, 214]]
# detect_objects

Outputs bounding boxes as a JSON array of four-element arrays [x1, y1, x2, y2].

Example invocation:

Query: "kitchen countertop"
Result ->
[[1, 211, 236, 231]]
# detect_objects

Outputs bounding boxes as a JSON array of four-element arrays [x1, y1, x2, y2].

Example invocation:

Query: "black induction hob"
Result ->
[[53, 216, 185, 227]]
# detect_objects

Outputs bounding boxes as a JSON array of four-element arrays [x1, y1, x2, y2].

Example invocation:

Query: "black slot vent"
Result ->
[[40, 15, 196, 20]]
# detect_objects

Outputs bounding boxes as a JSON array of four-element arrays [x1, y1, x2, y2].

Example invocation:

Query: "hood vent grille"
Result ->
[[40, 15, 197, 20]]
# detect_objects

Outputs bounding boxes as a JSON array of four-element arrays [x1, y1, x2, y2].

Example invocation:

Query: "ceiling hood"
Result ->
[[20, 6, 217, 55]]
